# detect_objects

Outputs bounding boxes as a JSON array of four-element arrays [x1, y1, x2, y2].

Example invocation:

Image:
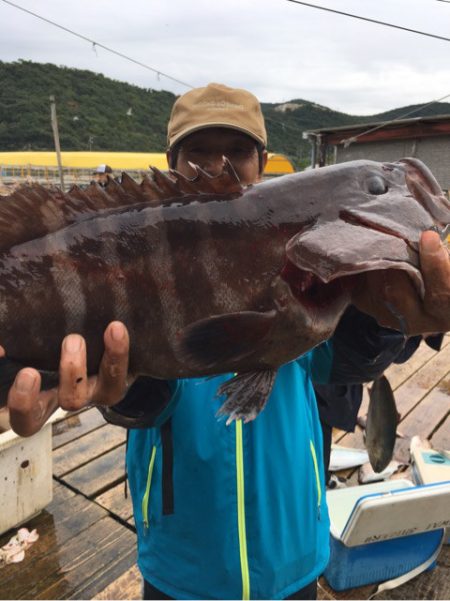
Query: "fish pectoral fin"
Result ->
[[216, 369, 277, 424], [178, 310, 276, 369]]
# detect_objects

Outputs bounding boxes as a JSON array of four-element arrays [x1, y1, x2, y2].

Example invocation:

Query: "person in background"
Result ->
[[92, 163, 114, 187], [3, 84, 450, 600]]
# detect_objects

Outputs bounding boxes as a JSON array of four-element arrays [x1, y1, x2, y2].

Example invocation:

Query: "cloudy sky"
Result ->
[[1, 0, 450, 115]]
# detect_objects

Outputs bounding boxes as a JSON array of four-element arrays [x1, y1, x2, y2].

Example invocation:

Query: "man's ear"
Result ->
[[260, 149, 268, 176], [166, 150, 173, 169]]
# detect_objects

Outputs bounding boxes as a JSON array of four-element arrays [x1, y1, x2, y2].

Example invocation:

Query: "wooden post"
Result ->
[[49, 95, 65, 191]]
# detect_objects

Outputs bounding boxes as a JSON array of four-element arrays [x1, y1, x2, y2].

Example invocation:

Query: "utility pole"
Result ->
[[49, 95, 65, 191]]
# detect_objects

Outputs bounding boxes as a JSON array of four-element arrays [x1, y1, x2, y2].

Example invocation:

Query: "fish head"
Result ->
[[283, 158, 450, 309]]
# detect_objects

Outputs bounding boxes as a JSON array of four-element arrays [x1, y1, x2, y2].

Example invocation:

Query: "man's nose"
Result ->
[[201, 154, 225, 177]]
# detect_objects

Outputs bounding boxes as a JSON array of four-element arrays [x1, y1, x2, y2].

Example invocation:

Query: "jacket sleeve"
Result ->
[[97, 376, 179, 429], [311, 306, 413, 385]]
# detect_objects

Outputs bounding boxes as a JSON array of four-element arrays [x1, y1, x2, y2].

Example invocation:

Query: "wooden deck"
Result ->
[[0, 335, 449, 600]]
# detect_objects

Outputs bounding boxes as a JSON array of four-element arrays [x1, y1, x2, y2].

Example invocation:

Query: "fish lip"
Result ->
[[338, 209, 421, 253]]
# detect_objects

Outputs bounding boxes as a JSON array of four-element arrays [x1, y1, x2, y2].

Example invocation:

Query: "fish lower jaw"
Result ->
[[280, 259, 353, 314]]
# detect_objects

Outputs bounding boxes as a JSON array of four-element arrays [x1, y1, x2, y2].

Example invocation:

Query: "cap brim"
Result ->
[[168, 122, 266, 149]]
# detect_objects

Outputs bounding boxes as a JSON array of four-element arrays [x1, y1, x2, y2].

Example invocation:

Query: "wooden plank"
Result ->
[[384, 340, 442, 390], [95, 482, 134, 521], [356, 339, 449, 424], [48, 479, 77, 505], [366, 545, 449, 600], [431, 415, 450, 450], [61, 443, 126, 497], [52, 407, 106, 450], [392, 343, 450, 419], [34, 517, 136, 599], [18, 516, 136, 599], [400, 382, 450, 440], [318, 577, 375, 600], [94, 564, 142, 600], [70, 545, 137, 601], [53, 423, 126, 477], [0, 487, 109, 596], [332, 425, 365, 449]]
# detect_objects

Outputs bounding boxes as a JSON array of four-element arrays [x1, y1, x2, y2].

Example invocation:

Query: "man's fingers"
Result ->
[[58, 334, 89, 411], [352, 270, 411, 332], [90, 321, 130, 406], [352, 231, 450, 335], [382, 270, 431, 335], [8, 369, 57, 437], [7, 322, 130, 436], [419, 231, 450, 322]]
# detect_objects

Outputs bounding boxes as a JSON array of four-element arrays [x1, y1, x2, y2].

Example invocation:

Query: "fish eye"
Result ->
[[367, 176, 388, 195]]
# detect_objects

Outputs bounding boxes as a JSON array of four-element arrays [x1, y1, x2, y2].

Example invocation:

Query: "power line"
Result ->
[[285, 0, 450, 42], [3, 0, 449, 148], [0, 0, 194, 90], [340, 91, 450, 147]]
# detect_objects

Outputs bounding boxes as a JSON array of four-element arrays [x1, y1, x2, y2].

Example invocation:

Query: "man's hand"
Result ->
[[5, 321, 130, 437], [353, 230, 450, 335]]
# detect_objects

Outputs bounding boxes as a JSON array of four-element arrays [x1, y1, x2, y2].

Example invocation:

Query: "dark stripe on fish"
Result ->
[[165, 202, 216, 327]]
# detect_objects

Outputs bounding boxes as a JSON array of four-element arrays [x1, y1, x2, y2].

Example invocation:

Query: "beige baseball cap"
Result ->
[[167, 83, 267, 149]]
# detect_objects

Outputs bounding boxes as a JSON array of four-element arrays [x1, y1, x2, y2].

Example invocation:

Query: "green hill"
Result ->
[[0, 60, 176, 153], [1, 60, 450, 170]]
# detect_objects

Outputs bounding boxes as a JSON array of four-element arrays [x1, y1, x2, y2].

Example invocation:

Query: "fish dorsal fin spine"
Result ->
[[0, 161, 244, 252]]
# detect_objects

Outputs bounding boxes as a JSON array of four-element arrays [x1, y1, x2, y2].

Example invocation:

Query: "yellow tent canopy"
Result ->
[[0, 151, 295, 175], [265, 153, 295, 175]]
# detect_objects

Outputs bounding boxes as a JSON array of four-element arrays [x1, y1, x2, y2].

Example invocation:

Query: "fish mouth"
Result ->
[[280, 259, 354, 310], [338, 209, 421, 253]]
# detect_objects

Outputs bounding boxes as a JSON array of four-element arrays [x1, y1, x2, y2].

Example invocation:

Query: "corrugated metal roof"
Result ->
[[304, 113, 450, 137]]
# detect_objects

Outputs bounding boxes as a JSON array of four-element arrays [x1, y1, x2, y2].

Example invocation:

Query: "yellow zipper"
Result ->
[[309, 440, 322, 518], [236, 419, 250, 600], [142, 445, 157, 530]]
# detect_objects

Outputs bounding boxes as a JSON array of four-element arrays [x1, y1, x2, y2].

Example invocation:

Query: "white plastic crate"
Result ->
[[0, 424, 53, 535]]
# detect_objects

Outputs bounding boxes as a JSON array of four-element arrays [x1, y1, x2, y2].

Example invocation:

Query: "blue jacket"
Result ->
[[124, 309, 412, 599], [126, 348, 332, 600]]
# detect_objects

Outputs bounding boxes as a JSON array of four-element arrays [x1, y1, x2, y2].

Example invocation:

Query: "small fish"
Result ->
[[358, 459, 406, 484], [365, 376, 399, 472], [0, 158, 448, 422]]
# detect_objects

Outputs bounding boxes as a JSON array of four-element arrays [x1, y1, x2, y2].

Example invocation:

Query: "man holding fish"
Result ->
[[2, 83, 450, 600]]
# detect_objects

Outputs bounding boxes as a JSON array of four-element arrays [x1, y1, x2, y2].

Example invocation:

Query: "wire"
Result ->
[[0, 0, 194, 89], [265, 114, 306, 136], [340, 92, 450, 146], [3, 0, 449, 146], [285, 0, 450, 43]]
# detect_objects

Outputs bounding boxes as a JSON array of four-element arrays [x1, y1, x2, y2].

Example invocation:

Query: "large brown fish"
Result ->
[[0, 157, 449, 422]]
